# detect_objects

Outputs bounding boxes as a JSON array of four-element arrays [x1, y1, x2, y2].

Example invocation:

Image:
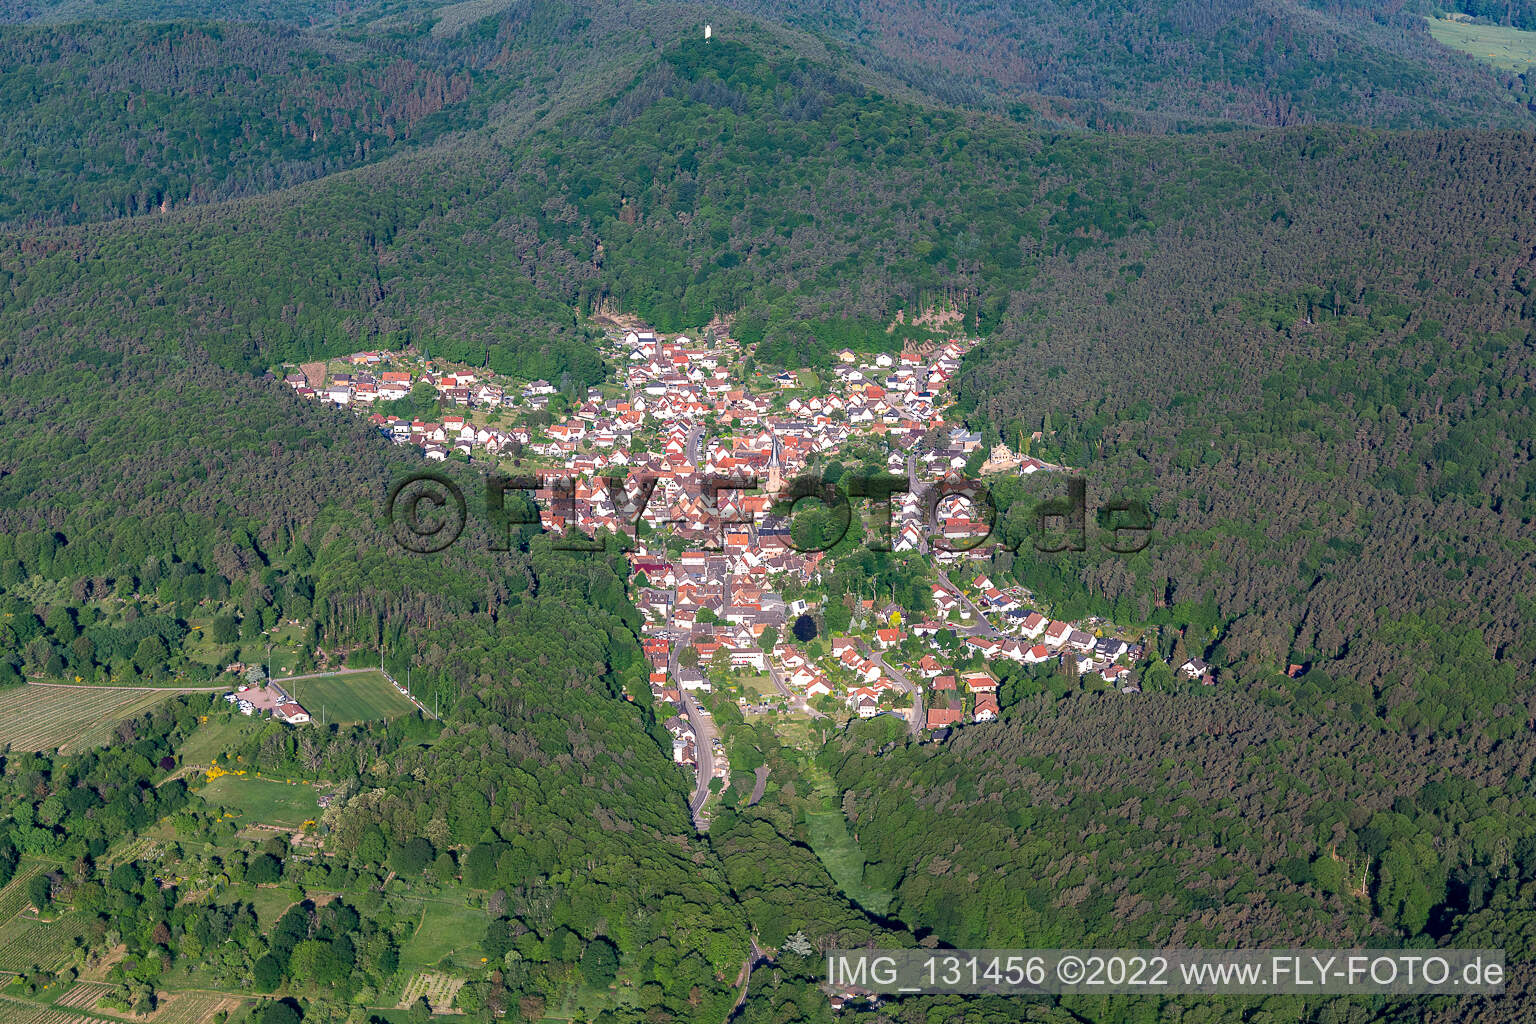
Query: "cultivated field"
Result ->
[[0, 864, 47, 922], [0, 685, 179, 754], [279, 671, 418, 724], [397, 973, 465, 1014], [54, 984, 110, 1012], [1428, 16, 1536, 70], [146, 990, 245, 1024], [0, 913, 96, 972], [0, 999, 55, 1024]]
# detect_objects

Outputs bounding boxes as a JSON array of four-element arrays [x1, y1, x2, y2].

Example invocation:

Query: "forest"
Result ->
[[711, 0, 1536, 127], [0, 0, 1533, 1021]]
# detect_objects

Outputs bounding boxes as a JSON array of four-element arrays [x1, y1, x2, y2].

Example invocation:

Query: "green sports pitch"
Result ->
[[280, 670, 420, 724]]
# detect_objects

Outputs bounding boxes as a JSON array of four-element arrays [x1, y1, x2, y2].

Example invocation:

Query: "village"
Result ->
[[280, 325, 1213, 825]]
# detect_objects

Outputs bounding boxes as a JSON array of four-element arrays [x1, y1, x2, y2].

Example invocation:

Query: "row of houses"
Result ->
[[290, 359, 564, 410]]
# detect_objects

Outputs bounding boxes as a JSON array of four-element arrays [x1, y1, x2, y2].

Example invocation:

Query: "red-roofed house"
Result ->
[[926, 705, 963, 730]]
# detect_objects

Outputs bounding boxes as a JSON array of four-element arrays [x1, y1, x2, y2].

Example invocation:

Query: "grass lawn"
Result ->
[[201, 881, 300, 932], [1428, 16, 1536, 70], [183, 616, 232, 669], [178, 716, 268, 766], [262, 621, 311, 676], [185, 614, 312, 676], [397, 898, 488, 971], [196, 775, 320, 828], [279, 671, 417, 724], [236, 884, 302, 929], [736, 673, 776, 697], [804, 810, 892, 916]]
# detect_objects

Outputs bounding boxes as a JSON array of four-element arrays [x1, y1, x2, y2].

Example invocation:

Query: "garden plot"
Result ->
[[397, 973, 465, 1014]]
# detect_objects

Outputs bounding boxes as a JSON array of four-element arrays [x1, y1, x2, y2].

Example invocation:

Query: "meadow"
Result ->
[[395, 899, 488, 971], [1428, 16, 1536, 71], [175, 717, 267, 767], [803, 809, 892, 916], [195, 775, 319, 829]]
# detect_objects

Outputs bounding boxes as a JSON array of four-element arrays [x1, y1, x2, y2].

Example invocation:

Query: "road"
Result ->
[[864, 647, 924, 737], [766, 662, 827, 719], [687, 423, 705, 469], [936, 567, 1002, 638], [730, 938, 768, 1017], [681, 688, 718, 830], [669, 598, 717, 831], [904, 449, 929, 555], [746, 765, 770, 806]]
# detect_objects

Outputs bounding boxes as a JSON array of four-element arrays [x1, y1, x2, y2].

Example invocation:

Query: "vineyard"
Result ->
[[0, 1000, 99, 1024], [0, 914, 95, 972], [0, 986, 237, 1024], [0, 865, 46, 922], [100, 840, 161, 871], [0, 918, 40, 971], [397, 973, 465, 1014], [0, 687, 180, 754], [54, 985, 109, 1013], [145, 992, 243, 1024], [0, 998, 51, 1024]]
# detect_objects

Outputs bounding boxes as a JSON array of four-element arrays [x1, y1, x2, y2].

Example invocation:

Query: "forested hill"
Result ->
[[0, 20, 481, 226], [0, 2, 725, 227], [954, 127, 1536, 713], [2, 4, 1536, 1021], [701, 0, 1536, 128], [4, 25, 1534, 703], [3, 0, 1535, 233], [0, 259, 762, 1021]]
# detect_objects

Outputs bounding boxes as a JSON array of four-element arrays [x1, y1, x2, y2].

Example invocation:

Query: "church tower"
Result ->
[[766, 435, 783, 494]]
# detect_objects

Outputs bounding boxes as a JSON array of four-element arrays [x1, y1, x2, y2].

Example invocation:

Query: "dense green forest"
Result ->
[[0, 19, 484, 225], [7, 29, 1529, 705], [702, 0, 1536, 127], [0, 340, 757, 1017], [1, 0, 1535, 1020], [1444, 0, 1536, 31]]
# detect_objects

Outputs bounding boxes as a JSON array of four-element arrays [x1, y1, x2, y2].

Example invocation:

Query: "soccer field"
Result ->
[[281, 670, 419, 723]]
